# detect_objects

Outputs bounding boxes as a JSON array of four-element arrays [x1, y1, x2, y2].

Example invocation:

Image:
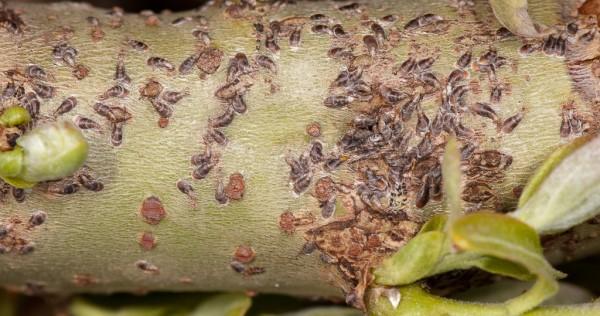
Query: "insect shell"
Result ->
[[289, 27, 301, 48], [54, 96, 78, 116], [363, 35, 378, 56], [110, 122, 124, 146], [77, 172, 104, 192], [404, 14, 443, 30], [176, 179, 196, 204], [115, 59, 131, 83], [73, 115, 102, 130], [24, 65, 49, 81], [21, 92, 40, 118], [209, 104, 235, 128], [31, 82, 56, 99], [139, 79, 164, 99], [161, 89, 190, 105], [147, 57, 175, 72], [127, 39, 149, 52], [500, 112, 523, 134], [150, 99, 173, 118], [255, 55, 277, 73], [179, 53, 200, 75], [99, 84, 129, 100], [192, 30, 211, 45]]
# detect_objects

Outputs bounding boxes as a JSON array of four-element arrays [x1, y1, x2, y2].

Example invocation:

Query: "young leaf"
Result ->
[[512, 135, 600, 234], [518, 135, 592, 208], [431, 252, 533, 281], [190, 293, 251, 316], [418, 214, 448, 234], [442, 137, 462, 228], [450, 212, 562, 277], [373, 231, 446, 286], [489, 0, 543, 37]]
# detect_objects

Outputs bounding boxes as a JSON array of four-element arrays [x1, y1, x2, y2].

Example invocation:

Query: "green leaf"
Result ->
[[431, 251, 533, 281], [0, 106, 31, 127], [0, 147, 23, 178], [442, 137, 462, 228], [190, 293, 251, 316], [17, 121, 88, 184], [373, 231, 446, 286], [418, 214, 448, 234], [512, 135, 600, 234], [451, 212, 562, 278], [489, 0, 543, 38], [518, 135, 592, 208]]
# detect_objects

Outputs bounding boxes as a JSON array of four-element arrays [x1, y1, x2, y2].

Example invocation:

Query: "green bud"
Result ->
[[0, 106, 31, 127]]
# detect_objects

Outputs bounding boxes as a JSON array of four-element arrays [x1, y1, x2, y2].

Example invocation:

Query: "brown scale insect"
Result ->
[[416, 57, 435, 72], [416, 110, 430, 135], [12, 187, 25, 203], [500, 112, 523, 134], [139, 79, 163, 99], [176, 179, 197, 206], [401, 93, 422, 122], [204, 128, 228, 146], [309, 141, 324, 163], [490, 85, 502, 104], [115, 59, 131, 84], [127, 39, 148, 52], [28, 211, 47, 227], [338, 2, 360, 11], [311, 24, 331, 35], [77, 172, 104, 192], [470, 150, 512, 170], [298, 241, 316, 255], [24, 65, 48, 81], [1, 81, 17, 99], [110, 122, 124, 146], [456, 50, 472, 69], [331, 24, 346, 38], [215, 77, 252, 100], [289, 27, 302, 48], [230, 94, 247, 114], [215, 178, 228, 204], [73, 115, 102, 130], [162, 90, 189, 105], [31, 82, 55, 99], [470, 102, 498, 121], [495, 27, 513, 39], [447, 69, 468, 87], [179, 53, 200, 75], [209, 104, 235, 128], [52, 43, 78, 67], [566, 22, 578, 36], [47, 179, 80, 195], [394, 57, 416, 75], [138, 232, 156, 251], [230, 260, 246, 274], [86, 16, 100, 26], [19, 243, 35, 255], [310, 13, 329, 22], [147, 57, 175, 72], [192, 161, 215, 180], [462, 181, 495, 204], [171, 16, 192, 26], [323, 155, 343, 171], [99, 84, 129, 100], [324, 95, 352, 108], [404, 13, 443, 30], [519, 43, 539, 56], [320, 196, 336, 218], [265, 34, 280, 54], [150, 99, 173, 118], [20, 92, 40, 118], [560, 105, 587, 138], [306, 122, 321, 137], [192, 29, 211, 46], [371, 22, 386, 44], [190, 144, 212, 166], [233, 245, 255, 264], [255, 55, 277, 73], [135, 260, 159, 274], [363, 35, 378, 56], [93, 102, 132, 123], [54, 96, 77, 116], [227, 53, 252, 82]]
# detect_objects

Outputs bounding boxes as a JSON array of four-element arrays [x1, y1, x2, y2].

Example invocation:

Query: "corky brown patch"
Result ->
[[140, 196, 166, 225]]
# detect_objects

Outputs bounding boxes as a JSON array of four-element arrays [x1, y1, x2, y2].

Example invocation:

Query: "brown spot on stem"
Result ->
[[73, 274, 97, 287], [72, 64, 90, 80], [140, 196, 166, 225], [225, 172, 245, 200], [138, 232, 157, 250], [233, 245, 256, 264], [306, 122, 321, 137]]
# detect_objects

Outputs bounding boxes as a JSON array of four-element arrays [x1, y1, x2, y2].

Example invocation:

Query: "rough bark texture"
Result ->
[[0, 0, 598, 307]]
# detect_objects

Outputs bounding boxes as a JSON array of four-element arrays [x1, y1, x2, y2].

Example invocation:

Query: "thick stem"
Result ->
[[0, 0, 597, 305]]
